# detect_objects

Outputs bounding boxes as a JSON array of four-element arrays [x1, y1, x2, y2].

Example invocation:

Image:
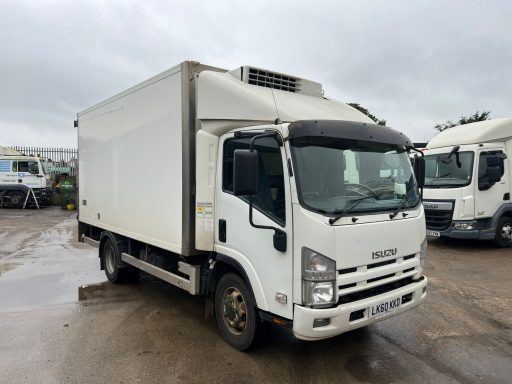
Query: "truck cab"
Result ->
[[422, 118, 512, 247], [0, 155, 52, 207], [210, 121, 428, 341]]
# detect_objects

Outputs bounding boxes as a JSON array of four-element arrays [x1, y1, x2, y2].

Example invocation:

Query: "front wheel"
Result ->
[[492, 217, 512, 248], [5, 191, 26, 208], [215, 273, 263, 351]]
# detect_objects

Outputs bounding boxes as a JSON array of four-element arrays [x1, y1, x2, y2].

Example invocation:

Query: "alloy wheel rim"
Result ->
[[105, 245, 115, 275], [222, 286, 247, 335], [501, 224, 512, 241]]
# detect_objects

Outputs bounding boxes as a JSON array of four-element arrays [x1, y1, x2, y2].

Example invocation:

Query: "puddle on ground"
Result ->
[[78, 282, 112, 301]]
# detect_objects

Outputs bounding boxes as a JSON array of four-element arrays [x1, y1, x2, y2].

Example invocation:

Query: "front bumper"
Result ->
[[293, 277, 427, 340], [31, 188, 53, 206], [433, 223, 495, 240]]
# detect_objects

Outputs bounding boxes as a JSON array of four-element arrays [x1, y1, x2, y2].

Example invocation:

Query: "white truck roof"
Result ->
[[0, 147, 22, 156], [427, 118, 512, 149]]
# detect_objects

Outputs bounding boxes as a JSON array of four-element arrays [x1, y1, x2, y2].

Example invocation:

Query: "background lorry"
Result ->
[[422, 118, 512, 247], [0, 148, 52, 207], [77, 61, 428, 350]]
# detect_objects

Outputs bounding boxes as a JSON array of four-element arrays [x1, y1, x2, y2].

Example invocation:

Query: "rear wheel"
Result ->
[[492, 216, 512, 248], [215, 273, 263, 351], [102, 237, 139, 283]]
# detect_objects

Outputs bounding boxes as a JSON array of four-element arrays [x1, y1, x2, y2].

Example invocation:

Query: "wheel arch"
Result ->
[[208, 253, 268, 311], [490, 203, 512, 227], [99, 231, 129, 269]]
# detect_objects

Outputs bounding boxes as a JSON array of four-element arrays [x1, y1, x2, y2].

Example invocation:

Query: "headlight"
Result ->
[[453, 221, 477, 230], [302, 248, 336, 307], [420, 237, 427, 270]]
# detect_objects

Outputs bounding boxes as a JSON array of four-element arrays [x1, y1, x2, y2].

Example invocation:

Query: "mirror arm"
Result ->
[[249, 132, 282, 151], [249, 198, 277, 231], [248, 198, 287, 252], [409, 147, 424, 158]]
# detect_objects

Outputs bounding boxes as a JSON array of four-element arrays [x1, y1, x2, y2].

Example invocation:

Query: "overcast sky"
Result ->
[[1, 0, 510, 147]]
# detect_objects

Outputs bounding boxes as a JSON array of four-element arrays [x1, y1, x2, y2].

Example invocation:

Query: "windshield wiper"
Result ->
[[328, 192, 386, 225], [389, 195, 409, 219]]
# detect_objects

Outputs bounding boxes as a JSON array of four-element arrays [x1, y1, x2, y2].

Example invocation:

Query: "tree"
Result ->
[[434, 110, 491, 132], [348, 103, 386, 126]]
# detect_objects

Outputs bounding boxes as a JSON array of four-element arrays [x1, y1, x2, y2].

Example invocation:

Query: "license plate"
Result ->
[[426, 230, 440, 237], [370, 297, 402, 318]]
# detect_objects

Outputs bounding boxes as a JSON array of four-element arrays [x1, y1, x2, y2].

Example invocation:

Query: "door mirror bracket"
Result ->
[[249, 199, 287, 252], [232, 132, 287, 252]]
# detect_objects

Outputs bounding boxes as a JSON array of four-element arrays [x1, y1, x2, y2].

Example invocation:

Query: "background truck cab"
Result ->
[[0, 154, 52, 207], [422, 118, 512, 247]]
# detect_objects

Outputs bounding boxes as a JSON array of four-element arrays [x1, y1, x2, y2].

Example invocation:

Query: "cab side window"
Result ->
[[17, 161, 39, 174], [478, 151, 505, 184], [478, 151, 506, 190], [223, 136, 286, 225], [12, 161, 17, 172]]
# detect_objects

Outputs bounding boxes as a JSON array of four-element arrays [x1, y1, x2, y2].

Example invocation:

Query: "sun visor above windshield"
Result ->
[[288, 120, 412, 148]]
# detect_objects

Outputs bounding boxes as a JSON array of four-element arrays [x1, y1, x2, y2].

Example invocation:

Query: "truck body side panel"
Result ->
[[78, 66, 184, 254]]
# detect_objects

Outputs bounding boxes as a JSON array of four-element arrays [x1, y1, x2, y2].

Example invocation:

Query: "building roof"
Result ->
[[427, 118, 512, 149]]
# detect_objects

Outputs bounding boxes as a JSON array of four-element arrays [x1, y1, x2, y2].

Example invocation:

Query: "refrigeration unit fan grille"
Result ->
[[247, 68, 297, 93]]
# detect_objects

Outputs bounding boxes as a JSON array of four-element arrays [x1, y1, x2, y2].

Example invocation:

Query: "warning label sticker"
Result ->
[[204, 218, 214, 232], [196, 202, 213, 218]]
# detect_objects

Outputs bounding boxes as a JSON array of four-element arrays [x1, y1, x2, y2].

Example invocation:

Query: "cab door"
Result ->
[[214, 131, 294, 319]]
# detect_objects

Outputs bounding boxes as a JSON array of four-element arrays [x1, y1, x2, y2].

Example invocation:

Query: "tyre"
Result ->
[[492, 216, 512, 248], [102, 237, 139, 283], [215, 273, 264, 351], [5, 191, 25, 208]]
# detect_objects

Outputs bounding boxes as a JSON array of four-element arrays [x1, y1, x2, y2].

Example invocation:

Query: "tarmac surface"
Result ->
[[0, 207, 511, 384]]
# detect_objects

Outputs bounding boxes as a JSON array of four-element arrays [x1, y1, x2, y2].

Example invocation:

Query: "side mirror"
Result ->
[[486, 155, 501, 167], [273, 229, 287, 252], [487, 166, 502, 183], [233, 149, 259, 196], [413, 156, 425, 188]]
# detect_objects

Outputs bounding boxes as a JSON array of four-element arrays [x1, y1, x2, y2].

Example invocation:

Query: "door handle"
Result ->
[[219, 219, 226, 242]]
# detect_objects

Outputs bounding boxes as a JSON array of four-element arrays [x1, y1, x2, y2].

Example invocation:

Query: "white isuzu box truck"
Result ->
[[422, 118, 512, 247], [77, 61, 428, 350]]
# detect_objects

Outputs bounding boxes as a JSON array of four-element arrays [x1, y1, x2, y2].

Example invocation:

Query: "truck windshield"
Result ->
[[424, 151, 474, 188], [290, 137, 420, 216]]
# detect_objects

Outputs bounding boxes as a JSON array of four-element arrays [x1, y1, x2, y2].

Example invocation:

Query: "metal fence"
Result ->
[[8, 146, 78, 177]]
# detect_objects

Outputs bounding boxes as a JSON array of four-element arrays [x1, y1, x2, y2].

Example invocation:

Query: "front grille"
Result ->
[[336, 254, 420, 304], [339, 267, 357, 274], [248, 68, 297, 92], [425, 209, 453, 230], [368, 259, 396, 269], [339, 277, 415, 304], [367, 273, 395, 283]]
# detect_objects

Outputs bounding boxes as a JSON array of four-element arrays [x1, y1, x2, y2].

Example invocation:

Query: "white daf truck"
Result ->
[[0, 151, 52, 207], [77, 61, 428, 350], [422, 118, 512, 247]]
